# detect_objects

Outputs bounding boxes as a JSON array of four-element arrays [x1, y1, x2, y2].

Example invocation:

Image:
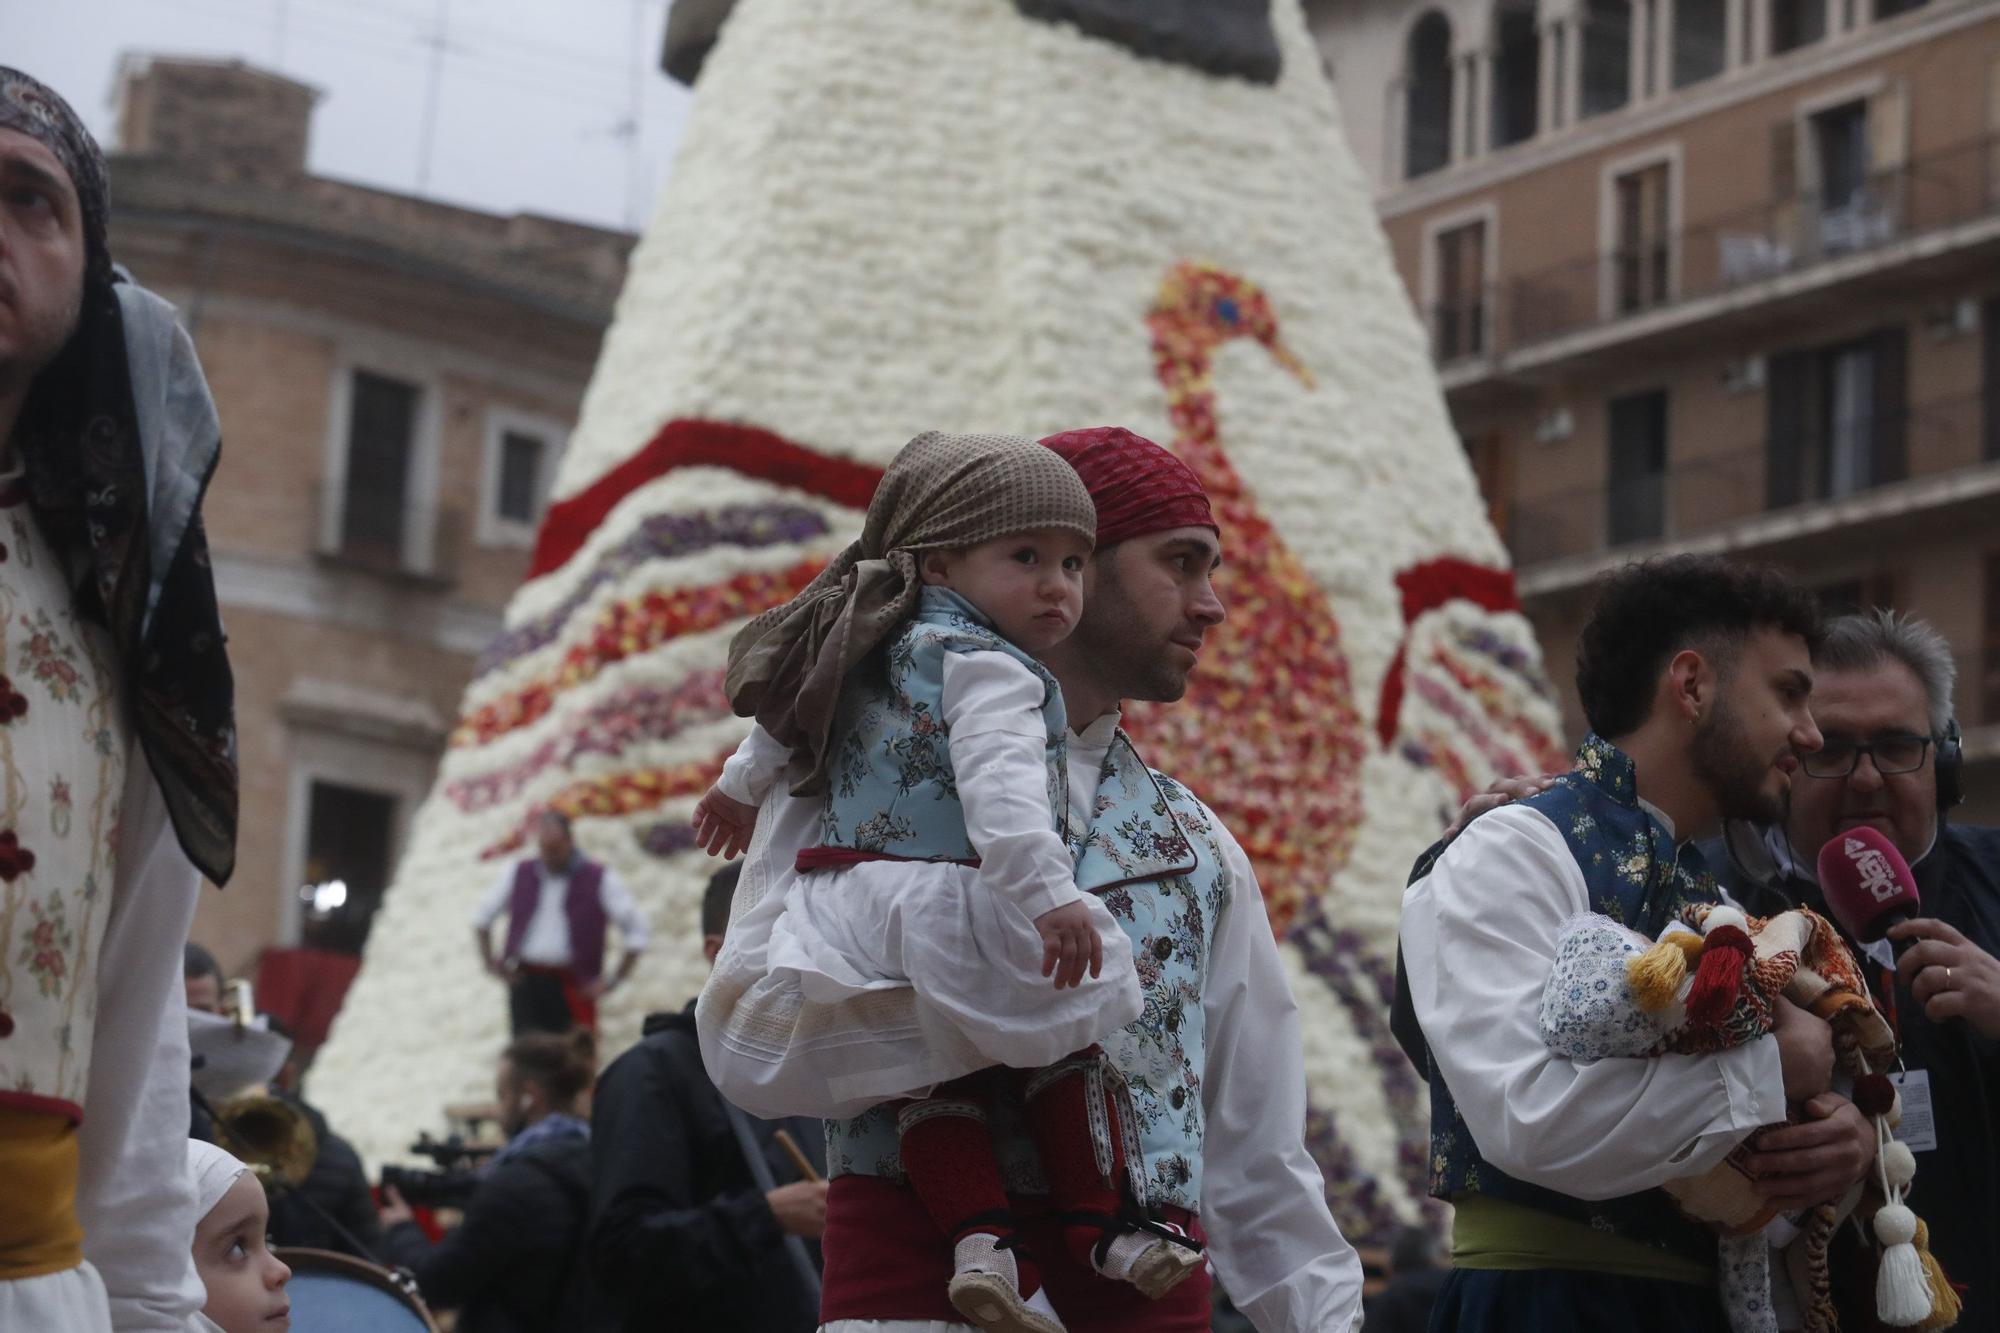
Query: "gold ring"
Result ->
[[1945, 966, 1954, 988]]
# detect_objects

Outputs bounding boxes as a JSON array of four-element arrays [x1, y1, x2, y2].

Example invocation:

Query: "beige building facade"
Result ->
[[1309, 0, 2000, 825], [102, 57, 631, 974]]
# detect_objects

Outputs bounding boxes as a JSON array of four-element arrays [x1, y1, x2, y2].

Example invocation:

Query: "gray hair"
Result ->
[[1816, 609, 1957, 734]]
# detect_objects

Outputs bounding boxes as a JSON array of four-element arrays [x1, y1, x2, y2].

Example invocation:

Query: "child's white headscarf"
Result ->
[[187, 1139, 249, 1219]]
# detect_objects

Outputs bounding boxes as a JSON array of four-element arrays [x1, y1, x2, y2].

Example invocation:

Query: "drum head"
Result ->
[[273, 1247, 439, 1331]]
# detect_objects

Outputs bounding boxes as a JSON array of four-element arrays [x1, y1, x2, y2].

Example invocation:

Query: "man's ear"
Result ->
[[1664, 648, 1712, 724], [918, 549, 954, 588], [702, 933, 725, 968]]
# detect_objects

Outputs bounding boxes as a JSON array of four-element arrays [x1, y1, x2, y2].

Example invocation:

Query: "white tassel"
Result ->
[[1872, 1203, 1933, 1326]]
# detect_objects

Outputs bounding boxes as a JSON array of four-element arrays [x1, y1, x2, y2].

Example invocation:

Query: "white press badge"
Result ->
[[1888, 1070, 1938, 1153]]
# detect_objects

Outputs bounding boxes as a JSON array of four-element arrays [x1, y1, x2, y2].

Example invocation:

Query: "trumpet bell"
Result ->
[[215, 1093, 319, 1190]]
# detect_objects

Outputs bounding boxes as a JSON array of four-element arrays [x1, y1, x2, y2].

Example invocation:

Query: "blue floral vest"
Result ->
[[816, 587, 1068, 859], [825, 732, 1229, 1213], [1425, 734, 1724, 1261]]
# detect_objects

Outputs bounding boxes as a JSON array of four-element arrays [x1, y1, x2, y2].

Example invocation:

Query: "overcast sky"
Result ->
[[9, 0, 693, 233]]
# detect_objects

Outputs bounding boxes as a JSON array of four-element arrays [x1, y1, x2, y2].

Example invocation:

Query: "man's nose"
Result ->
[[1191, 576, 1225, 626], [1849, 751, 1885, 790]]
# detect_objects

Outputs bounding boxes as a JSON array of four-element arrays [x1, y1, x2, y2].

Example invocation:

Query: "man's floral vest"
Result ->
[[826, 731, 1229, 1214], [816, 587, 1067, 860], [1425, 733, 1724, 1261]]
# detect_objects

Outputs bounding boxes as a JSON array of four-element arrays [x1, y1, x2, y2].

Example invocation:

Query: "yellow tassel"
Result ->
[[1913, 1219, 1961, 1330], [1629, 935, 1702, 1013]]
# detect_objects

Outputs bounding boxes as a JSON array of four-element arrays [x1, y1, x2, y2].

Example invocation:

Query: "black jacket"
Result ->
[[1705, 820, 2000, 1333], [265, 1096, 389, 1260], [589, 1005, 823, 1333], [382, 1132, 605, 1333]]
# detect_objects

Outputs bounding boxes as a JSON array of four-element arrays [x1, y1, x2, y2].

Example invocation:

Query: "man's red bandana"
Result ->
[[1039, 427, 1217, 548]]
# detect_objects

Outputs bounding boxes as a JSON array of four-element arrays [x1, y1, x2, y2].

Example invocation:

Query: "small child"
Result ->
[[694, 432, 1196, 1333], [186, 1140, 291, 1333]]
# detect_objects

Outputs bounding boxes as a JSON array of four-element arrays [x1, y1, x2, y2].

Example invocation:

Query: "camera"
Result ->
[[379, 1132, 495, 1210]]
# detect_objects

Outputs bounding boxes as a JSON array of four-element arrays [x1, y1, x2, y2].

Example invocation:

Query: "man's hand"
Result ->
[[692, 786, 758, 858], [581, 977, 608, 1001], [1442, 774, 1563, 841], [1745, 1093, 1877, 1212], [485, 957, 517, 983], [765, 1180, 829, 1239], [377, 1184, 416, 1230], [1889, 918, 2000, 1039], [1771, 997, 1834, 1103], [1035, 901, 1103, 990]]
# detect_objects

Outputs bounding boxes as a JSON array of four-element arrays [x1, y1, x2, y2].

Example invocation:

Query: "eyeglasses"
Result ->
[[1799, 733, 1936, 779]]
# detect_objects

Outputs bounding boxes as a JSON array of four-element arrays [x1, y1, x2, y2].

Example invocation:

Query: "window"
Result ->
[[1875, 0, 1927, 17], [338, 370, 419, 565], [1433, 220, 1488, 361], [1580, 0, 1632, 118], [1766, 328, 1908, 508], [497, 432, 544, 524], [480, 410, 565, 547], [1606, 390, 1668, 544], [1771, 0, 1827, 53], [1405, 12, 1455, 179], [1613, 161, 1672, 314], [1671, 0, 1727, 88], [296, 781, 397, 956], [1813, 101, 1870, 212], [1462, 432, 1512, 536], [1814, 571, 1895, 618], [1491, 0, 1540, 151]]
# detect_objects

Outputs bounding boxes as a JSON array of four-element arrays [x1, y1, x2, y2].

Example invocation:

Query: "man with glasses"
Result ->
[[1711, 609, 2000, 1331]]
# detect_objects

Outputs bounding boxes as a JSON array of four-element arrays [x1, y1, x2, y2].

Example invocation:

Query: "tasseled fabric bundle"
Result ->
[[1686, 907, 1755, 1026]]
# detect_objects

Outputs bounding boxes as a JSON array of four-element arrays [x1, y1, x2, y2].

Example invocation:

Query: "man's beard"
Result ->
[[1691, 698, 1784, 825], [1072, 558, 1189, 704]]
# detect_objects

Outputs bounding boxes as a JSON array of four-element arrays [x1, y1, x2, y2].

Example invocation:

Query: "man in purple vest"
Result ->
[[473, 812, 651, 1034]]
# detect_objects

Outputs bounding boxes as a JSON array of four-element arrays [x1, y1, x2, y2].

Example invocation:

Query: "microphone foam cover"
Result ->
[[1815, 825, 1921, 943]]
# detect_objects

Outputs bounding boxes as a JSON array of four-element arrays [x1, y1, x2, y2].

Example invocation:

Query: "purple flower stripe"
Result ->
[[636, 821, 699, 857], [476, 503, 831, 679], [1289, 898, 1435, 1215], [446, 673, 730, 813], [1452, 624, 1558, 702]]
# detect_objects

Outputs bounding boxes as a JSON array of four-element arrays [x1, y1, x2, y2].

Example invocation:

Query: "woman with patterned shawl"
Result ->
[[0, 68, 238, 1331]]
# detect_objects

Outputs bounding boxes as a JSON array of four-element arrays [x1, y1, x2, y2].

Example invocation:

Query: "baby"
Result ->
[[186, 1140, 291, 1333]]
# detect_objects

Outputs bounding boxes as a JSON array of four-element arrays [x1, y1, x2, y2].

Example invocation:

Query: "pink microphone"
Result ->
[[1816, 826, 1922, 959]]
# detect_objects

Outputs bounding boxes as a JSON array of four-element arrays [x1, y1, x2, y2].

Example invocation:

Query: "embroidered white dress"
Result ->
[[0, 468, 209, 1330], [715, 651, 1139, 1104]]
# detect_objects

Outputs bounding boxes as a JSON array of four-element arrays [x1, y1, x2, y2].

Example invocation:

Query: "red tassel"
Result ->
[[1684, 924, 1753, 1026]]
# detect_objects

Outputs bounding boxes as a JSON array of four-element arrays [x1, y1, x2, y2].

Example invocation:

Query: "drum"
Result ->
[[273, 1247, 440, 1331]]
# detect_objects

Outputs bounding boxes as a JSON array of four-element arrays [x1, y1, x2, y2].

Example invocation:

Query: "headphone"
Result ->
[[1936, 717, 1964, 812]]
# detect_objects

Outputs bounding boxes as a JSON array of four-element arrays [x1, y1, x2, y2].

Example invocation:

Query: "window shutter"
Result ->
[[1869, 82, 1908, 174], [1766, 348, 1811, 509], [1871, 325, 1909, 485], [1770, 117, 1797, 199]]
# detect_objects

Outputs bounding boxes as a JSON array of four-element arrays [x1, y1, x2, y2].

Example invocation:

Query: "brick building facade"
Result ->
[[1309, 0, 2000, 825], [105, 57, 632, 975]]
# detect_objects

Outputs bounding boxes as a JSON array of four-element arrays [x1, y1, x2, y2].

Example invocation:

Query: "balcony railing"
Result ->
[[312, 482, 465, 586], [1431, 135, 2000, 367], [1504, 394, 1986, 568]]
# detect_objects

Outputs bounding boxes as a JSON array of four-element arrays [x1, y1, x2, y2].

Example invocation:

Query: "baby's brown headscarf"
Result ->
[[725, 430, 1096, 796]]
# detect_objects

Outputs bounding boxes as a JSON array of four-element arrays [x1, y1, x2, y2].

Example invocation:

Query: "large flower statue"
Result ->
[[313, 0, 1567, 1245]]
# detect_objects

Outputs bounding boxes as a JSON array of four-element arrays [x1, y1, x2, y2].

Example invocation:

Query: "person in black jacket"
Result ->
[[1362, 1225, 1449, 1333], [1701, 611, 2000, 1332], [379, 1029, 605, 1332], [590, 864, 826, 1332]]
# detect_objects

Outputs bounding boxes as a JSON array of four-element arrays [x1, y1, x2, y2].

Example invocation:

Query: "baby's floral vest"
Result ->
[[827, 731, 1230, 1214], [815, 587, 1067, 860], [1425, 733, 1725, 1261]]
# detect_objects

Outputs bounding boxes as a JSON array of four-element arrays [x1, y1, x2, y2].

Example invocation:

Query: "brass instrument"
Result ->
[[213, 1090, 319, 1190], [207, 977, 318, 1189]]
